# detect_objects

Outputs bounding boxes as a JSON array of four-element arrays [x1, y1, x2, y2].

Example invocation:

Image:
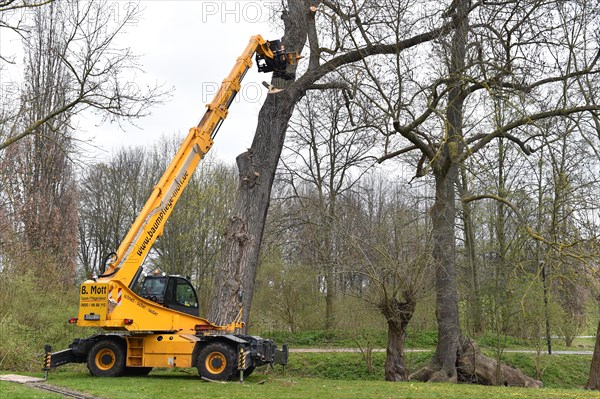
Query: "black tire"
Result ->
[[197, 342, 237, 381], [87, 340, 126, 377], [124, 366, 152, 376]]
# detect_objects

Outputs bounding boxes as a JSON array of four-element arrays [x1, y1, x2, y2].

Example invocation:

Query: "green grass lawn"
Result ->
[[0, 381, 64, 398], [1, 331, 596, 398], [2, 371, 599, 399], [281, 351, 593, 389]]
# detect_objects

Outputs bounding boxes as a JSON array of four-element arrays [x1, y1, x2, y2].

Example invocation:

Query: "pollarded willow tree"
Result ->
[[342, 175, 434, 381]]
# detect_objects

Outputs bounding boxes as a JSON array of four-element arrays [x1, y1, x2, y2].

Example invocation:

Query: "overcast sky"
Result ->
[[86, 0, 284, 161], [2, 0, 285, 161]]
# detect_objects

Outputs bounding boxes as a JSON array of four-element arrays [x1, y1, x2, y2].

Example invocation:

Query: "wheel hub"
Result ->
[[211, 358, 223, 369], [100, 354, 113, 366], [205, 352, 226, 374], [95, 348, 116, 370]]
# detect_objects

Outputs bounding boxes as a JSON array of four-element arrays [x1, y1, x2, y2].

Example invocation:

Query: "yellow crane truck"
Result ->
[[43, 36, 298, 380]]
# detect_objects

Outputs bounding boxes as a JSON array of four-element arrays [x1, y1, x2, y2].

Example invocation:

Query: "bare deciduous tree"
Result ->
[[0, 0, 167, 151], [78, 147, 148, 277], [279, 89, 377, 329], [356, 0, 600, 384], [1, 2, 78, 285]]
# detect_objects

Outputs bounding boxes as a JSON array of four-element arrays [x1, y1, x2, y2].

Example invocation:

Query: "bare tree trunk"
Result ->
[[429, 166, 461, 382], [422, 0, 469, 378], [325, 270, 335, 329], [411, 1, 541, 387], [207, 0, 311, 326], [587, 319, 600, 390], [207, 93, 295, 326]]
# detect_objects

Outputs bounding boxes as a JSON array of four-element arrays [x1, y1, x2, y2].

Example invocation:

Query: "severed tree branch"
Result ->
[[306, 2, 321, 70]]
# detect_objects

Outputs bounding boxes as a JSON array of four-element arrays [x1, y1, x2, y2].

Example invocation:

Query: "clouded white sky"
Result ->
[[1, 0, 284, 161], [82, 0, 283, 161]]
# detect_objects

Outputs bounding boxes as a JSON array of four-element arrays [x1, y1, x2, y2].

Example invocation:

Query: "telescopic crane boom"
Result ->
[[103, 35, 297, 289]]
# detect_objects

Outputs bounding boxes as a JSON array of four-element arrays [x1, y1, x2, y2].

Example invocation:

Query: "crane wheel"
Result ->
[[87, 340, 126, 377], [197, 342, 237, 380]]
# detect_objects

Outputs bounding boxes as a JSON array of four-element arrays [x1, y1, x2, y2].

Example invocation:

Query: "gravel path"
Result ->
[[289, 348, 594, 355]]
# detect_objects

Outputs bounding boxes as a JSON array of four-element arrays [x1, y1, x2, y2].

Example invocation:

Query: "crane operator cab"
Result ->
[[138, 273, 199, 317]]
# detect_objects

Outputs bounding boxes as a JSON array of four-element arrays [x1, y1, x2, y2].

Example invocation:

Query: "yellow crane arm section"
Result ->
[[99, 35, 295, 285]]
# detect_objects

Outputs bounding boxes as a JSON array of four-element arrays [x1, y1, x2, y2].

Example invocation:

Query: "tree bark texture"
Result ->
[[457, 340, 542, 387], [420, 0, 469, 379], [207, 0, 312, 326], [325, 271, 335, 330], [587, 319, 600, 390], [429, 165, 461, 382]]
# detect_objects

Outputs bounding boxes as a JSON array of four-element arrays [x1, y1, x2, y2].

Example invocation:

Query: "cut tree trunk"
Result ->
[[207, 0, 311, 326], [207, 92, 297, 326]]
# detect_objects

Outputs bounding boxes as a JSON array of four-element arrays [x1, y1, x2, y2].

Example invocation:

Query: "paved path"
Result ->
[[289, 348, 594, 355], [504, 349, 594, 355]]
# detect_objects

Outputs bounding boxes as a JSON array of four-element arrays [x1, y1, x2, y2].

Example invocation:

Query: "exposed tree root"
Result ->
[[410, 338, 542, 388]]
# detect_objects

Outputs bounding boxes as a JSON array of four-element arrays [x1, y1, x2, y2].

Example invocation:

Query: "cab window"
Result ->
[[175, 279, 197, 308]]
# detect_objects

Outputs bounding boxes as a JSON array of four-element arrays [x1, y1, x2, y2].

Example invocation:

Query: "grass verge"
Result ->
[[279, 352, 593, 389], [5, 371, 599, 399], [0, 381, 64, 398]]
